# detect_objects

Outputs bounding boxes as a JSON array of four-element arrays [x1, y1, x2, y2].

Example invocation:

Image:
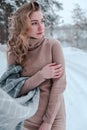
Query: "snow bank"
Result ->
[[63, 47, 87, 130]]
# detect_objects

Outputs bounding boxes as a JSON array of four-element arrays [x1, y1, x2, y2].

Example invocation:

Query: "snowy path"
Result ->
[[64, 47, 87, 130], [0, 47, 87, 130]]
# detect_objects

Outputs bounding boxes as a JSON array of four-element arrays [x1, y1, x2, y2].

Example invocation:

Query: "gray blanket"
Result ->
[[0, 65, 40, 130]]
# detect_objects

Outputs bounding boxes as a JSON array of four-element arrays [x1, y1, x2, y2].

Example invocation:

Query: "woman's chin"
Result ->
[[36, 34, 44, 39], [28, 34, 44, 39]]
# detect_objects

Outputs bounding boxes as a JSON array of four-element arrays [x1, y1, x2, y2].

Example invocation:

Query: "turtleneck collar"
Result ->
[[28, 36, 45, 51]]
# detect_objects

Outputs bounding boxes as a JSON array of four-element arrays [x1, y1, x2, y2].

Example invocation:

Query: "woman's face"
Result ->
[[28, 10, 45, 39]]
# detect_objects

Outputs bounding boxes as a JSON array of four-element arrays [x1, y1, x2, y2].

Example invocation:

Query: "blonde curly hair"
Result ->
[[8, 1, 41, 64]]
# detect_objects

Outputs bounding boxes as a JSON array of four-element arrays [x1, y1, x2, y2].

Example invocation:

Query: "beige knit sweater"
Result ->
[[7, 37, 66, 126]]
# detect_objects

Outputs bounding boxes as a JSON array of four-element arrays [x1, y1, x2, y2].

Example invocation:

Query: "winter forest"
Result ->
[[0, 0, 87, 130], [0, 0, 87, 49]]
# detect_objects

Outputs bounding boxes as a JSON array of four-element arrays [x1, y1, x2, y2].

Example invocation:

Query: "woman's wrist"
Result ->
[[39, 70, 46, 80]]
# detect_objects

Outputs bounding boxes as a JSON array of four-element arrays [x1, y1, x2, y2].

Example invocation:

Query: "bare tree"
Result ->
[[0, 0, 63, 43], [72, 4, 87, 47]]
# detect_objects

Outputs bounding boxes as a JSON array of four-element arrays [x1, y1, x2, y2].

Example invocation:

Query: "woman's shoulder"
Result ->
[[45, 37, 61, 47], [44, 37, 63, 53], [7, 50, 17, 65]]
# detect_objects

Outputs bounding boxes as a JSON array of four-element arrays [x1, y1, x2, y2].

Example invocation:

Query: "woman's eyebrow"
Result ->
[[31, 18, 44, 22], [31, 20, 38, 22]]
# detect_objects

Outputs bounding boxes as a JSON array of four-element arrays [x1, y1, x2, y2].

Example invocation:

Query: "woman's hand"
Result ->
[[38, 122, 51, 130], [41, 63, 63, 79]]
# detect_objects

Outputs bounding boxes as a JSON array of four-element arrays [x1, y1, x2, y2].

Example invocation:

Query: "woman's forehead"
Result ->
[[30, 11, 43, 20]]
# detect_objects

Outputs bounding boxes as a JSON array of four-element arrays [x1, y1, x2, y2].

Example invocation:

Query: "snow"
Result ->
[[0, 46, 7, 75], [0, 45, 87, 130], [5, 0, 17, 8], [63, 47, 87, 130]]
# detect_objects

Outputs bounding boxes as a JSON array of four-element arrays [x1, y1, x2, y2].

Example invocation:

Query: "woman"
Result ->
[[7, 1, 66, 130]]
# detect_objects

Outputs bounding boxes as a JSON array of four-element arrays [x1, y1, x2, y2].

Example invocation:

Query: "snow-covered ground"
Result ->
[[0, 45, 87, 130], [63, 47, 87, 130]]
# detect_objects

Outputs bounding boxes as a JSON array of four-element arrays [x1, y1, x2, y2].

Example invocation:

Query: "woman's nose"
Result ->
[[38, 23, 43, 31]]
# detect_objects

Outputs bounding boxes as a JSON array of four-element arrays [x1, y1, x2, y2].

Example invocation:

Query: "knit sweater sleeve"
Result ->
[[7, 52, 46, 95], [43, 40, 66, 124]]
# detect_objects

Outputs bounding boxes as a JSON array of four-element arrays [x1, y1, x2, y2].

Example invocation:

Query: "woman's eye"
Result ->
[[31, 22, 38, 25], [31, 20, 45, 25]]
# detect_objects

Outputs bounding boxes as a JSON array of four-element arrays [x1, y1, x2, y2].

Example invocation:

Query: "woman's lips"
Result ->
[[37, 32, 43, 35]]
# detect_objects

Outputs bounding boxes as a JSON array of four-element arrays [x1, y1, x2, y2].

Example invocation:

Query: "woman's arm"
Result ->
[[7, 52, 46, 95], [19, 63, 63, 96], [42, 40, 66, 125], [7, 51, 64, 96]]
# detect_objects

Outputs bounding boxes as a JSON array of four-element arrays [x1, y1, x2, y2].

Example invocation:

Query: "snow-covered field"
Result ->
[[0, 45, 87, 130], [63, 47, 87, 130]]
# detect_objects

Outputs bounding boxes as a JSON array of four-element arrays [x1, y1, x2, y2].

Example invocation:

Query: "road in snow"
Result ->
[[63, 47, 87, 130], [0, 46, 87, 130]]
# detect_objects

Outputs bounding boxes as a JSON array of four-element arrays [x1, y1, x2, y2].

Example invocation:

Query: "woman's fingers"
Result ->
[[53, 66, 64, 78], [51, 64, 62, 69], [48, 63, 62, 70], [49, 63, 57, 67], [54, 71, 63, 78], [42, 63, 64, 79], [53, 75, 61, 78], [55, 67, 63, 73], [50, 64, 64, 78]]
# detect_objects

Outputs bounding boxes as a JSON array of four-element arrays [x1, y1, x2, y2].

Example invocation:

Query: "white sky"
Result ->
[[58, 0, 87, 24]]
